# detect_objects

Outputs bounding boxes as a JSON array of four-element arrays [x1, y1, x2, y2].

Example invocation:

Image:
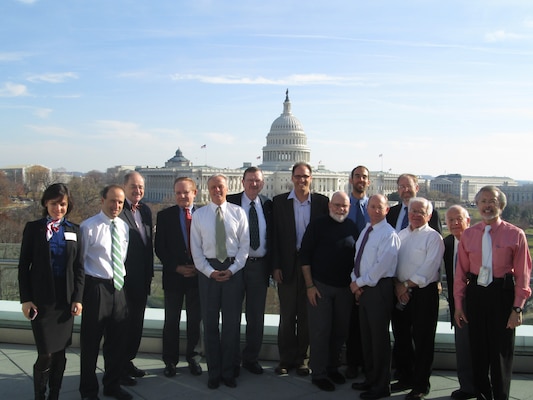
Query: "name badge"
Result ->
[[64, 232, 77, 241], [477, 266, 490, 287]]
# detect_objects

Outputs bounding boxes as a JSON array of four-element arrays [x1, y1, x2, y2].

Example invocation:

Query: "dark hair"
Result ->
[[101, 184, 125, 199], [350, 165, 369, 179], [40, 183, 73, 217], [242, 166, 263, 180], [291, 161, 312, 176]]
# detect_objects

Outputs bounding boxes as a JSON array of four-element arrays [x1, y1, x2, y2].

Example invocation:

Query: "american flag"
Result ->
[[201, 144, 206, 149]]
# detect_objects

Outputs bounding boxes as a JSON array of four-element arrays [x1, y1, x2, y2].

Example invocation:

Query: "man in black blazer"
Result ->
[[272, 162, 329, 376], [386, 173, 442, 234], [227, 166, 273, 375], [155, 177, 202, 378], [118, 171, 154, 383], [443, 205, 476, 400]]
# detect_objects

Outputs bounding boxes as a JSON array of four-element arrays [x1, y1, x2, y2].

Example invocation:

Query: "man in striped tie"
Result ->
[[79, 185, 132, 400]]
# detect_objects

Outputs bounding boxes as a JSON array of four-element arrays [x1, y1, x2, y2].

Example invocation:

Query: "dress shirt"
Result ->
[[351, 219, 400, 287], [241, 193, 267, 258], [348, 194, 369, 230], [80, 211, 129, 279], [191, 201, 249, 278], [287, 189, 311, 250], [397, 223, 444, 287], [454, 219, 532, 309], [395, 203, 409, 232]]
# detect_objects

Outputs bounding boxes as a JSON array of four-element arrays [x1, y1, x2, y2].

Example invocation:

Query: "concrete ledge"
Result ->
[[2, 300, 532, 372]]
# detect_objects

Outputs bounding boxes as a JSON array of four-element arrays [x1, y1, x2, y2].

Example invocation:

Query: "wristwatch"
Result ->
[[512, 306, 523, 313], [403, 281, 409, 288]]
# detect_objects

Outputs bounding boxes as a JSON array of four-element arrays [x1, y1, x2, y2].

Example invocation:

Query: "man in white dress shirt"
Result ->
[[391, 197, 444, 400], [190, 174, 249, 390], [350, 194, 400, 400]]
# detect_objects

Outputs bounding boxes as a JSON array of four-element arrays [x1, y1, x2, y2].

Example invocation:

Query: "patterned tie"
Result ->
[[185, 207, 192, 252], [481, 225, 493, 286], [401, 206, 409, 230], [215, 206, 228, 263], [353, 226, 373, 278], [111, 220, 125, 290], [249, 201, 260, 250]]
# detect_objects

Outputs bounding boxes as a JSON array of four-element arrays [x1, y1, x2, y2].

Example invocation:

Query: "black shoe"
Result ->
[[296, 364, 310, 376], [103, 387, 132, 400], [360, 390, 391, 399], [352, 381, 372, 391], [119, 375, 137, 387], [243, 361, 264, 375], [188, 360, 202, 376], [312, 378, 335, 392], [222, 377, 237, 388], [234, 365, 240, 377], [274, 364, 289, 375], [405, 389, 428, 400], [207, 378, 220, 389], [451, 389, 477, 400], [345, 365, 359, 379], [163, 363, 176, 377], [327, 370, 346, 384], [391, 381, 414, 392], [126, 361, 146, 378]]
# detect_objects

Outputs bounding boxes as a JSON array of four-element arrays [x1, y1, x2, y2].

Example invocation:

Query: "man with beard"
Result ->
[[345, 165, 371, 379], [350, 194, 400, 399], [454, 186, 531, 400], [299, 191, 357, 392]]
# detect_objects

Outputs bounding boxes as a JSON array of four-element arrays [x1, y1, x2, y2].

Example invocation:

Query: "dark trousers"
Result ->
[[162, 286, 201, 365], [391, 282, 439, 394], [346, 297, 364, 369], [239, 257, 269, 365], [359, 278, 393, 394], [453, 308, 476, 394], [277, 264, 309, 367], [124, 288, 147, 363], [198, 261, 244, 380], [79, 277, 128, 398], [308, 280, 352, 379], [466, 278, 515, 400]]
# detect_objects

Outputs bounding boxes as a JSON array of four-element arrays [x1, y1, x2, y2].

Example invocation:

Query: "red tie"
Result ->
[[185, 208, 192, 252]]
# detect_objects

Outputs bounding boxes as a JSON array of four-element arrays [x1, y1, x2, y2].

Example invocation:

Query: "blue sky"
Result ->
[[1, 0, 533, 180]]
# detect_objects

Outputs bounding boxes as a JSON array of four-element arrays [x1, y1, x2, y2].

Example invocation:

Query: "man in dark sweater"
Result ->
[[300, 191, 358, 392]]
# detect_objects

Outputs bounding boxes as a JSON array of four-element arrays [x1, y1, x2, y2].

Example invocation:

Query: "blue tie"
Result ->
[[354, 200, 366, 234], [401, 206, 409, 230]]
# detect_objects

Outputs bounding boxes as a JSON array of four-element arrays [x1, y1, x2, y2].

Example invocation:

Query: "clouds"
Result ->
[[0, 82, 29, 97], [26, 72, 79, 84], [170, 73, 367, 86]]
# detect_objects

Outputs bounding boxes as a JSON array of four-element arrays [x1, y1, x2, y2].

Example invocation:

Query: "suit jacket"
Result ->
[[227, 192, 273, 274], [18, 218, 85, 306], [443, 234, 456, 326], [272, 191, 329, 282], [155, 205, 198, 292], [387, 203, 442, 233], [119, 202, 154, 295]]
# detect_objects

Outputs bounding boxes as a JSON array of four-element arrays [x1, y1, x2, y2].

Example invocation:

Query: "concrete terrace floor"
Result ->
[[1, 343, 532, 400]]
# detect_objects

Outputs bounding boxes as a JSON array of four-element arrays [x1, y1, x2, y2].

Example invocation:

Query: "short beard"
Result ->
[[330, 211, 347, 223]]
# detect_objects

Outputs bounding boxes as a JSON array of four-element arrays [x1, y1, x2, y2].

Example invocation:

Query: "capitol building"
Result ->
[[139, 91, 394, 204]]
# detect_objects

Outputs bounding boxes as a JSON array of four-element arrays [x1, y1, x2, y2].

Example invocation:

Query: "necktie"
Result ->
[[249, 201, 260, 250], [111, 220, 125, 290], [353, 226, 373, 278], [185, 207, 192, 252], [354, 200, 366, 234], [215, 206, 228, 263], [481, 225, 493, 285], [131, 203, 141, 213], [401, 206, 409, 230]]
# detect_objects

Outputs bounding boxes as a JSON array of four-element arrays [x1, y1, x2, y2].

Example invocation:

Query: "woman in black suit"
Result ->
[[18, 183, 85, 400]]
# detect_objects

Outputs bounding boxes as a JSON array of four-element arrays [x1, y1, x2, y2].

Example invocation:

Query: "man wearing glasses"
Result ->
[[272, 162, 329, 376]]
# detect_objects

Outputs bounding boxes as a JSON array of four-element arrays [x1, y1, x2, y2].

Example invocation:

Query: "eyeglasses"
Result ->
[[409, 209, 427, 216], [331, 203, 349, 209], [293, 175, 310, 180], [398, 185, 415, 191]]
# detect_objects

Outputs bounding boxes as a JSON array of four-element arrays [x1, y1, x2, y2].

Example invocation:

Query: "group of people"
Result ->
[[18, 164, 531, 400]]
